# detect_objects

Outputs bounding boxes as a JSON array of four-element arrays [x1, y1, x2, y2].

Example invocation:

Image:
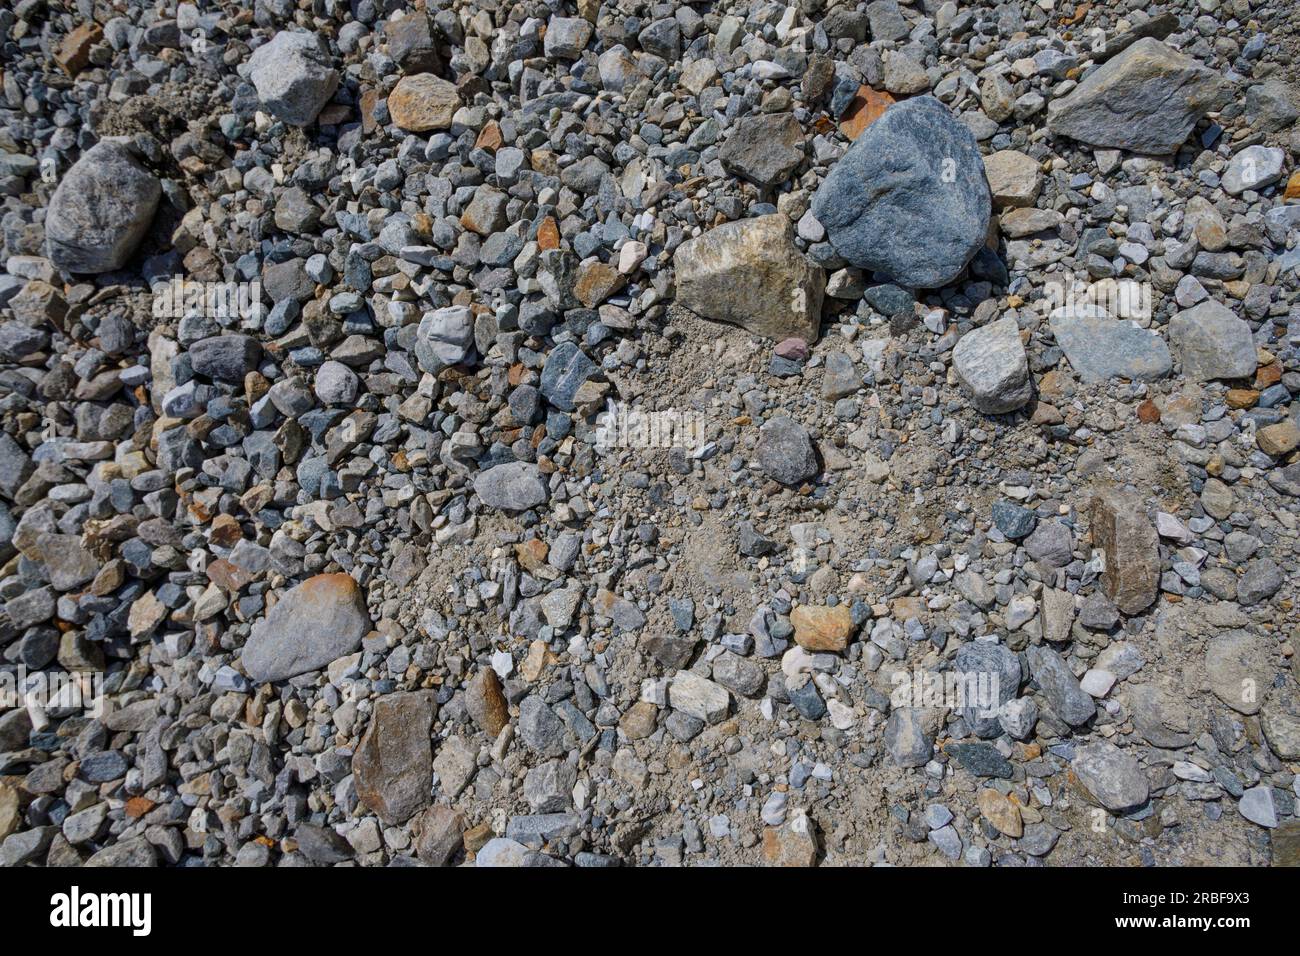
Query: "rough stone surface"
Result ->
[[1168, 301, 1258, 382], [352, 691, 436, 825], [1089, 490, 1159, 615], [1046, 38, 1231, 154], [1049, 307, 1172, 383], [953, 317, 1032, 414], [248, 31, 339, 126]]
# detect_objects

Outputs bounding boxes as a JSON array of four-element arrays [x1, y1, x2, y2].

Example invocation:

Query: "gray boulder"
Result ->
[[1049, 306, 1171, 383], [45, 141, 160, 274], [241, 573, 372, 682], [1168, 300, 1256, 381], [1046, 38, 1231, 154], [952, 317, 1032, 414], [248, 31, 340, 126], [811, 96, 991, 288]]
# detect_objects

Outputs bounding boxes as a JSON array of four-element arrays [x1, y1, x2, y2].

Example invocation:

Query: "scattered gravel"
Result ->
[[1, 0, 1299, 870]]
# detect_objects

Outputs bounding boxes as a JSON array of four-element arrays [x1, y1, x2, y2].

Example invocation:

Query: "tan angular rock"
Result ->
[[980, 72, 1015, 123], [413, 804, 466, 866], [1089, 490, 1159, 615], [790, 604, 854, 652], [1205, 631, 1270, 716], [983, 150, 1041, 209], [55, 22, 102, 77], [999, 207, 1063, 237], [1257, 421, 1300, 457], [0, 782, 19, 841], [840, 85, 895, 140], [388, 74, 460, 131], [574, 260, 626, 308], [674, 214, 825, 343], [619, 700, 658, 739], [977, 788, 1023, 837]]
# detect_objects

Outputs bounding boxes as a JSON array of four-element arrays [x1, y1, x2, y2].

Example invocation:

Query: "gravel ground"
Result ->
[[1, 0, 1299, 868]]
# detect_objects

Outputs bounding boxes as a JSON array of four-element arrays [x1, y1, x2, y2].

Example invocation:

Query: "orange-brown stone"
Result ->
[[537, 216, 561, 250], [56, 23, 102, 77], [475, 120, 503, 152], [1225, 388, 1259, 410], [839, 86, 895, 140], [790, 604, 854, 652], [1286, 170, 1300, 202]]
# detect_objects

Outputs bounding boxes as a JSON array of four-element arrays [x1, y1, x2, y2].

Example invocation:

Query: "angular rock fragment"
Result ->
[[1027, 645, 1096, 726], [388, 73, 460, 131], [719, 113, 804, 188], [674, 214, 825, 342], [1049, 307, 1171, 383], [1168, 300, 1257, 382], [668, 671, 730, 723], [884, 707, 938, 768], [248, 31, 340, 126], [1072, 741, 1150, 812], [474, 461, 549, 512], [1089, 490, 1159, 615], [952, 317, 1032, 414], [352, 690, 437, 825], [1204, 631, 1270, 716], [1046, 39, 1231, 154], [45, 141, 160, 274]]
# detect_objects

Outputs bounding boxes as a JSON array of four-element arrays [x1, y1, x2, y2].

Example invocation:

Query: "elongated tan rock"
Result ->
[[1089, 490, 1159, 615]]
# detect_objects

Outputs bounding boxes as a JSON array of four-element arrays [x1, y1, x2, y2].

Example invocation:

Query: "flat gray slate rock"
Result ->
[[1049, 306, 1172, 383], [1046, 38, 1231, 154], [241, 573, 372, 682]]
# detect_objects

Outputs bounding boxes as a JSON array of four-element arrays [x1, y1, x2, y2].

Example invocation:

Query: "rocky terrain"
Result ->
[[1, 0, 1299, 868]]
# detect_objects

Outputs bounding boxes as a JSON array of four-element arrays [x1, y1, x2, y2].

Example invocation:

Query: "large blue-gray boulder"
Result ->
[[811, 96, 991, 289]]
